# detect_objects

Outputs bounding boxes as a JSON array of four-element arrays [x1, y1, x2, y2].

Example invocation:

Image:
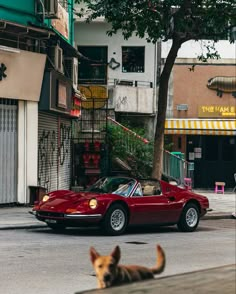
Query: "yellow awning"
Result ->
[[165, 119, 236, 135]]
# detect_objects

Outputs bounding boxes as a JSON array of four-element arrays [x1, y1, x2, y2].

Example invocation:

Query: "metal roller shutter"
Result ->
[[58, 117, 71, 190], [0, 99, 18, 204], [38, 112, 58, 192]]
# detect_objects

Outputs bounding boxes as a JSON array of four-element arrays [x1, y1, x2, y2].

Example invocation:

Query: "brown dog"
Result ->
[[90, 244, 166, 289]]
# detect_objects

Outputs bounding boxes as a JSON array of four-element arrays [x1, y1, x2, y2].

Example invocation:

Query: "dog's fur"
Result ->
[[90, 244, 165, 289]]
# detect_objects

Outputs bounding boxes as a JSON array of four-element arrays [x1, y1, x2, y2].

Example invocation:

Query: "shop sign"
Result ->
[[0, 50, 46, 101], [51, 3, 69, 39], [198, 105, 236, 118], [57, 81, 67, 109], [70, 96, 81, 117]]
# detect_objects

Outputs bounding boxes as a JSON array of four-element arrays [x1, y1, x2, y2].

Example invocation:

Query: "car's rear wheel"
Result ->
[[102, 204, 128, 236], [47, 223, 66, 231], [177, 203, 199, 232]]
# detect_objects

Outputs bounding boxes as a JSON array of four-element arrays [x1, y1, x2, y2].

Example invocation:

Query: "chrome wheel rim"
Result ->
[[110, 209, 125, 231], [186, 208, 198, 227]]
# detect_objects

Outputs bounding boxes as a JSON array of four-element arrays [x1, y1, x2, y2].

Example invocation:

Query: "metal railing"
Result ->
[[108, 117, 190, 184], [108, 79, 153, 88]]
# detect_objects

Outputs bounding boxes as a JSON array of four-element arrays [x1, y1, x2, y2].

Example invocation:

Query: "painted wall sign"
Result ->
[[207, 76, 236, 98], [198, 105, 236, 117]]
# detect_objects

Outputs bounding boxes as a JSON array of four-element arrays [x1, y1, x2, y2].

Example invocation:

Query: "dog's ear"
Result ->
[[90, 247, 100, 264], [111, 246, 121, 264]]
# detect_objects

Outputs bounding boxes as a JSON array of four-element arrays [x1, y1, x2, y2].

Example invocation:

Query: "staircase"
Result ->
[[108, 117, 190, 184]]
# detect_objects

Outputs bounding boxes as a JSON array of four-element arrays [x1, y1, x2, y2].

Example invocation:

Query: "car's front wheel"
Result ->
[[177, 203, 199, 232], [102, 204, 128, 236]]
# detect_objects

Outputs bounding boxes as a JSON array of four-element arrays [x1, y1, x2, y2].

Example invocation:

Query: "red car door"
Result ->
[[128, 194, 182, 225]]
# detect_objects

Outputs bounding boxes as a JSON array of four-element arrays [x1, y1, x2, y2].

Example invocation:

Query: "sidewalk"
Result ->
[[75, 264, 235, 294], [0, 191, 235, 230]]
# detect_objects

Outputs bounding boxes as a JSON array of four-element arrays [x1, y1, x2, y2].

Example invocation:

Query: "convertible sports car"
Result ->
[[31, 176, 209, 235]]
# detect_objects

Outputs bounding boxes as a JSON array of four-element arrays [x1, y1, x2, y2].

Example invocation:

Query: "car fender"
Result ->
[[181, 199, 201, 214], [102, 200, 130, 221]]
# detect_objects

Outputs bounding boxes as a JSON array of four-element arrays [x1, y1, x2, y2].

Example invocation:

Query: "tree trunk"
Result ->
[[152, 37, 182, 180]]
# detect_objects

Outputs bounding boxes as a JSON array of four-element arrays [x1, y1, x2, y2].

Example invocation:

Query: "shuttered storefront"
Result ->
[[0, 99, 18, 204], [38, 112, 71, 192]]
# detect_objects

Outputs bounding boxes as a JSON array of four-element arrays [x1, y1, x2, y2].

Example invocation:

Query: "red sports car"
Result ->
[[31, 176, 209, 235]]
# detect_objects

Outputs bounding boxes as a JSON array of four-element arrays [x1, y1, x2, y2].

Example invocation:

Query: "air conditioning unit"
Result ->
[[50, 45, 64, 73], [36, 0, 58, 19], [64, 57, 78, 90]]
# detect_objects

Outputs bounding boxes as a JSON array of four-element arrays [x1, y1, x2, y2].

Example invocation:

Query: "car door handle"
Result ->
[[168, 196, 176, 201]]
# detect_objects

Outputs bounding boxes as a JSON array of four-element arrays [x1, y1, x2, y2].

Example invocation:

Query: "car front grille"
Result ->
[[37, 211, 64, 218]]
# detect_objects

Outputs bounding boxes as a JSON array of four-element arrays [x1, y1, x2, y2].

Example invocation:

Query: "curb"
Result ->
[[0, 224, 47, 230], [0, 213, 234, 230], [202, 213, 234, 220]]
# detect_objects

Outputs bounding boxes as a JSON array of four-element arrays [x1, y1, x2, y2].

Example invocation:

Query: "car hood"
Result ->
[[38, 190, 120, 212]]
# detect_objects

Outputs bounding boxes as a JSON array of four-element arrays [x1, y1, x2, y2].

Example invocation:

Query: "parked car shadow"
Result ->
[[29, 223, 215, 236]]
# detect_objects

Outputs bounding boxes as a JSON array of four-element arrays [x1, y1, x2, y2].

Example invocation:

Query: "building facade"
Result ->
[[74, 12, 161, 139], [0, 0, 80, 204], [163, 41, 236, 189]]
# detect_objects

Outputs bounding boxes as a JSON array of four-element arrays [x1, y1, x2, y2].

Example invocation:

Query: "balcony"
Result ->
[[108, 79, 156, 114]]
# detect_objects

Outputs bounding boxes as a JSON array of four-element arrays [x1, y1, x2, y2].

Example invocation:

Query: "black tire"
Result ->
[[102, 204, 128, 236], [177, 203, 199, 232], [47, 223, 66, 231]]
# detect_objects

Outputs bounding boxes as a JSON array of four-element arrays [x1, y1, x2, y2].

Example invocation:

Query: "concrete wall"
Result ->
[[172, 59, 236, 118], [112, 86, 155, 114], [18, 101, 38, 204], [162, 40, 235, 119]]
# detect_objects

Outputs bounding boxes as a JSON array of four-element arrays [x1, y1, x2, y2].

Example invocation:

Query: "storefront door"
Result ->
[[0, 99, 18, 203]]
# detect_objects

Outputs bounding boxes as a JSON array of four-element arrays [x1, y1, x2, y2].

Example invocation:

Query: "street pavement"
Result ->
[[0, 190, 235, 230], [0, 190, 235, 294]]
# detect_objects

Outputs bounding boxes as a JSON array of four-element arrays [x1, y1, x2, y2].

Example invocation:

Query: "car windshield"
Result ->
[[86, 177, 136, 197]]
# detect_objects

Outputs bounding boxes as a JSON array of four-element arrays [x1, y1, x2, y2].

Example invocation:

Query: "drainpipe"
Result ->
[[153, 39, 162, 132]]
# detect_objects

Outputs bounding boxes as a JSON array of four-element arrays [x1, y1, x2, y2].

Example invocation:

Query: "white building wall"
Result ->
[[74, 21, 157, 84], [17, 101, 38, 203]]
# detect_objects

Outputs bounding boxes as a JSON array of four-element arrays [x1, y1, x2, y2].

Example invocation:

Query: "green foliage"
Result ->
[[106, 123, 154, 177], [75, 0, 235, 48]]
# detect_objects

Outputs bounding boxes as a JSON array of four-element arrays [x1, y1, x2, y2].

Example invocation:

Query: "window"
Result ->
[[122, 46, 145, 73], [78, 46, 107, 84], [133, 184, 143, 197]]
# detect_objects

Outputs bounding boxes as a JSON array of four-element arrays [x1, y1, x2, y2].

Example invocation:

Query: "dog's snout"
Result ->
[[104, 273, 111, 282]]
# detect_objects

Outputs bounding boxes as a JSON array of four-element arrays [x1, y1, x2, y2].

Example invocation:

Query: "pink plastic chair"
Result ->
[[184, 178, 192, 190], [215, 182, 225, 194]]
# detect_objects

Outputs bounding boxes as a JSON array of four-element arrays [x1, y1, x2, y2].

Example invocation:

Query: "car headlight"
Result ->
[[89, 198, 98, 209], [42, 195, 50, 202]]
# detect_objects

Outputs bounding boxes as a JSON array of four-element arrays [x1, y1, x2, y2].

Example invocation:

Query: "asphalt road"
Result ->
[[0, 219, 235, 294]]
